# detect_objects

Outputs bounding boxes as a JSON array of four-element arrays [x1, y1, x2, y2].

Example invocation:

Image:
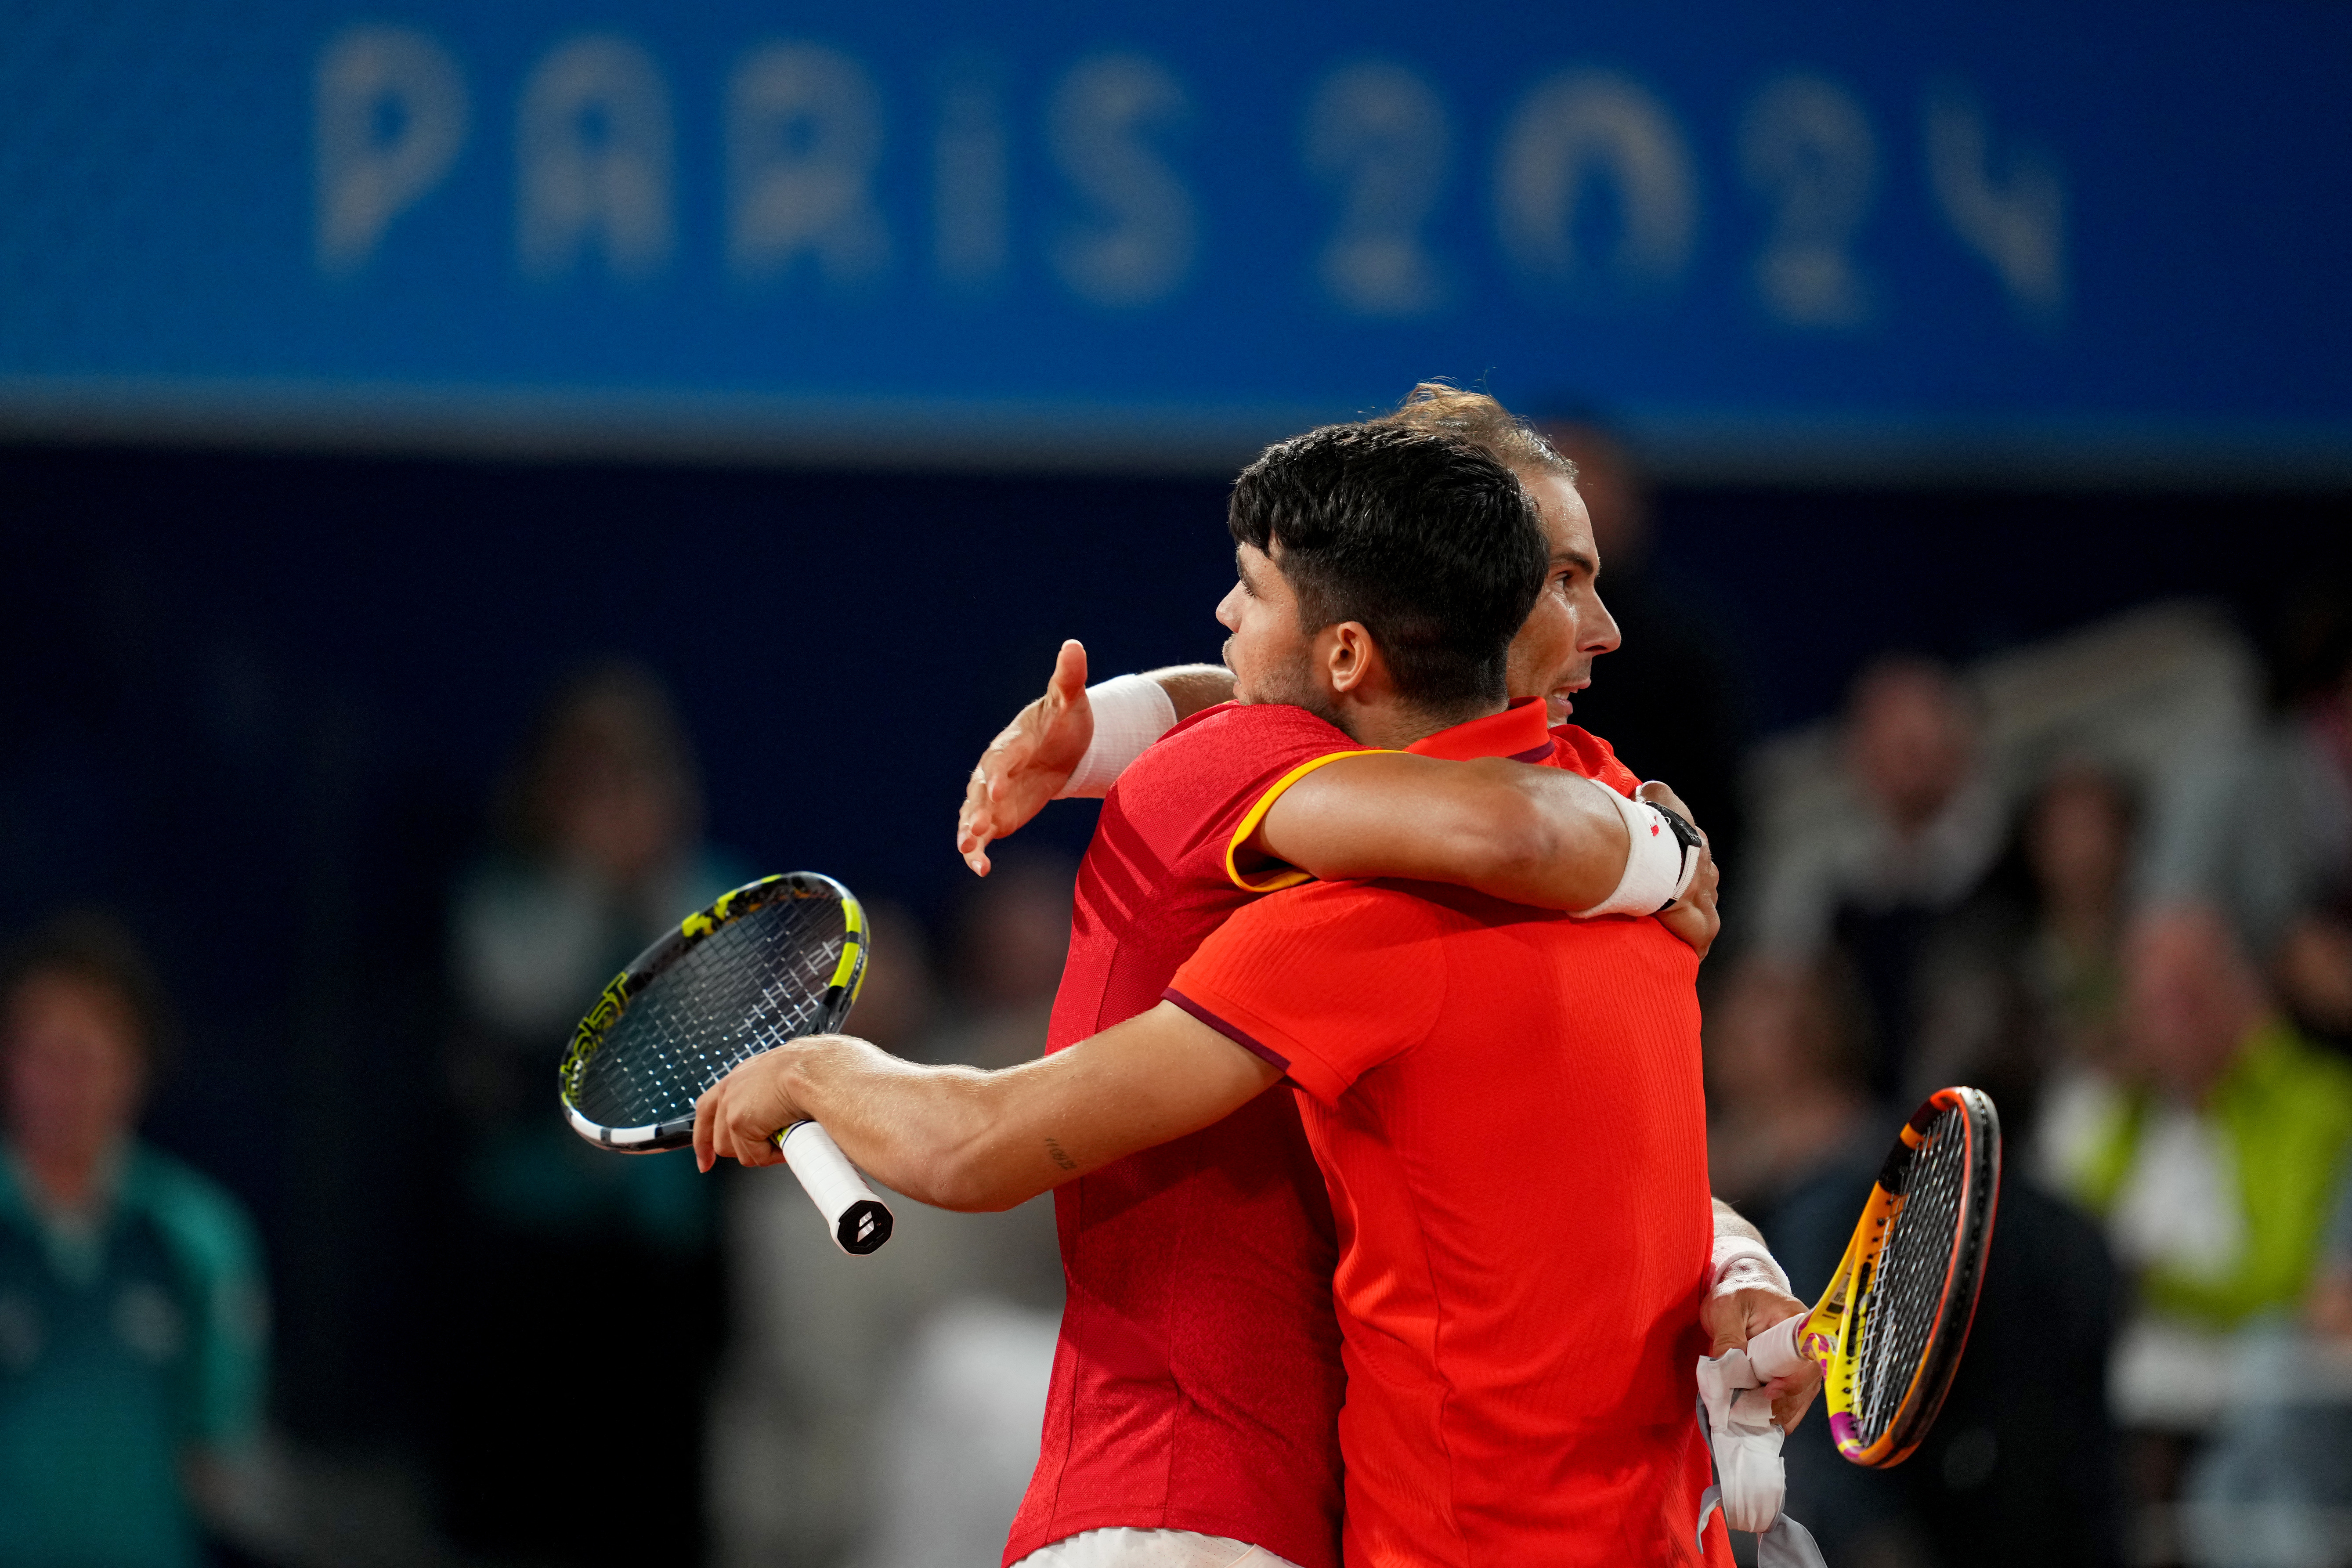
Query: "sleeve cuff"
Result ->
[[1223, 749, 1391, 892], [1161, 985, 1352, 1105]]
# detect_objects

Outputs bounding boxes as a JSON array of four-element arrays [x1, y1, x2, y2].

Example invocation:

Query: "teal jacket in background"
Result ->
[[0, 1143, 267, 1568]]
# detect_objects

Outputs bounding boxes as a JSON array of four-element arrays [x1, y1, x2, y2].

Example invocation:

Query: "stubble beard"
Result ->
[[1250, 645, 1343, 728]]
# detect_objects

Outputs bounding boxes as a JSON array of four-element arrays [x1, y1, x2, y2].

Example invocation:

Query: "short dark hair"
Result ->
[[1229, 423, 1547, 709], [0, 909, 175, 1072]]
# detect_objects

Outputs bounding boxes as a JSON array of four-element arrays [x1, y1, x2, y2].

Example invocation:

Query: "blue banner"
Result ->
[[4, 1, 2349, 475]]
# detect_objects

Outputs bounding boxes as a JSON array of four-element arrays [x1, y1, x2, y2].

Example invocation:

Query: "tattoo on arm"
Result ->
[[1044, 1137, 1078, 1172]]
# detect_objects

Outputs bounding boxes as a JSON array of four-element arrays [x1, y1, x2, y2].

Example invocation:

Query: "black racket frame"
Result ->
[[1849, 1086, 2002, 1465], [557, 871, 866, 1152]]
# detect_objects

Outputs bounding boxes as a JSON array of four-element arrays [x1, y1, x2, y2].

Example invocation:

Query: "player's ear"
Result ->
[[1326, 621, 1392, 696], [1324, 621, 1380, 696]]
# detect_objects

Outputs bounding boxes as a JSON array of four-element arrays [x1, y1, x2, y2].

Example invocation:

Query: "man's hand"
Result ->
[[694, 1046, 817, 1172], [1638, 780, 1720, 959], [1703, 1284, 1821, 1433], [957, 641, 1094, 876], [689, 1004, 1279, 1212]]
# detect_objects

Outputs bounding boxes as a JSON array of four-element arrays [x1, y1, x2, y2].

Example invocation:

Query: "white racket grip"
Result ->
[[1696, 1347, 1786, 1533], [775, 1121, 895, 1256], [1747, 1315, 1806, 1382]]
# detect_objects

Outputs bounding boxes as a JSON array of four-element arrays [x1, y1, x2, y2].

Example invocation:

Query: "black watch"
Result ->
[[1649, 804, 1704, 914]]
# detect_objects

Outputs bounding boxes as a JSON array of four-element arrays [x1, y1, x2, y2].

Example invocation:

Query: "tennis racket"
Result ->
[[558, 872, 895, 1256], [1747, 1086, 2000, 1467]]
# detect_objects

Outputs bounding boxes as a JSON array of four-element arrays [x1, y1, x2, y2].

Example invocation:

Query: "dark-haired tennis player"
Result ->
[[700, 423, 1804, 1566], [954, 387, 1803, 1566]]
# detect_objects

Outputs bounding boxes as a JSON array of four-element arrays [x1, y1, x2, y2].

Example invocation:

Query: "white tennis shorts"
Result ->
[[1013, 1527, 1306, 1568]]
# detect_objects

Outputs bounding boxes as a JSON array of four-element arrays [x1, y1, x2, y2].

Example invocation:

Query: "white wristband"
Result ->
[[1573, 785, 1700, 918], [1710, 1233, 1792, 1299], [1057, 674, 1179, 798]]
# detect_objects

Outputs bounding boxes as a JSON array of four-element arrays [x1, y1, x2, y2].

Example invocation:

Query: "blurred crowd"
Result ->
[[0, 662, 1074, 1568], [1709, 597, 2352, 1568], [3, 450, 2351, 1568], [431, 665, 1073, 1568]]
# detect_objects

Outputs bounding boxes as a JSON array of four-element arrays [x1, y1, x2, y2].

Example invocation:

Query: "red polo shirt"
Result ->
[[1007, 698, 1651, 1568], [1165, 714, 1727, 1567]]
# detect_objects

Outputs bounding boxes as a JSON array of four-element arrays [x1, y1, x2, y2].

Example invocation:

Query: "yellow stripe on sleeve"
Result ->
[[1224, 749, 1392, 892]]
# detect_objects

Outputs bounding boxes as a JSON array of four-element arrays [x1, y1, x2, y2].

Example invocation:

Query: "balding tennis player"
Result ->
[[699, 422, 1810, 1567]]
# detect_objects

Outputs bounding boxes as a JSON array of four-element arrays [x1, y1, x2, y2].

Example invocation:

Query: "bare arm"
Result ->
[[1713, 1195, 1766, 1248], [956, 643, 1232, 875], [953, 651, 1720, 955], [1249, 752, 1630, 910], [1154, 664, 1236, 719], [1247, 759, 1722, 957], [1704, 1196, 1819, 1431], [693, 1001, 1281, 1212]]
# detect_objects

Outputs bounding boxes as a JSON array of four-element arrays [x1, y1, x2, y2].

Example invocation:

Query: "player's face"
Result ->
[[1216, 544, 1330, 715], [2, 974, 145, 1174], [1507, 473, 1620, 724]]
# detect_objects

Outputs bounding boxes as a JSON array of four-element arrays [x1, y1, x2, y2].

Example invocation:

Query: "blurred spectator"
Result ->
[[2278, 916, 2352, 1049], [712, 863, 1068, 1568], [712, 900, 950, 1568], [2168, 1156, 2352, 1568], [1749, 657, 2008, 1099], [1768, 932, 2124, 1568], [1901, 764, 2141, 1184], [0, 911, 268, 1568], [1775, 1159, 2125, 1568], [856, 1301, 1058, 1568], [926, 849, 1082, 1072], [2260, 633, 2352, 1045], [1747, 602, 2264, 1106], [2018, 766, 2137, 1073], [2072, 907, 2352, 1353], [1704, 954, 1873, 1219], [2312, 1163, 2352, 1342], [1538, 419, 1749, 876], [2053, 899, 2352, 1564], [439, 662, 748, 1562], [450, 660, 744, 1070]]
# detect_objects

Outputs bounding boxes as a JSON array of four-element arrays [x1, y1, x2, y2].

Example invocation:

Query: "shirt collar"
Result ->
[[1403, 697, 1554, 764]]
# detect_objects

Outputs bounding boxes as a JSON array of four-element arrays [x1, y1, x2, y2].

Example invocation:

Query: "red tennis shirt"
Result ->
[[1006, 697, 1652, 1568], [1163, 793, 1727, 1561]]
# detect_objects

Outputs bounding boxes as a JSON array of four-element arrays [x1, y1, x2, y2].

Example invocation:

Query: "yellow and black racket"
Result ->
[[558, 872, 893, 1255], [1749, 1086, 2001, 1467]]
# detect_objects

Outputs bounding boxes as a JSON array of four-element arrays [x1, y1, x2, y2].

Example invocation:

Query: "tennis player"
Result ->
[[699, 423, 1805, 1566], [957, 384, 1714, 950], [950, 387, 1802, 1565]]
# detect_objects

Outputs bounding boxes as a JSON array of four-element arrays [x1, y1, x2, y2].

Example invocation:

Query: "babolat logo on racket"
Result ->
[[556, 872, 892, 1256], [558, 871, 869, 1155], [560, 970, 634, 1083]]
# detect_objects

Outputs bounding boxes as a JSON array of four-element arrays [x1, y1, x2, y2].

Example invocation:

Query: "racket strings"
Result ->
[[1853, 1107, 1968, 1443], [569, 898, 848, 1131]]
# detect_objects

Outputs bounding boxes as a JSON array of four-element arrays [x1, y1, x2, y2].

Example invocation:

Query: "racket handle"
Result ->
[[1747, 1315, 1806, 1381], [774, 1121, 895, 1256]]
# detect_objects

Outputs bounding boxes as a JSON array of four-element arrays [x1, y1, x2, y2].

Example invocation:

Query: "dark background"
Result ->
[[2, 440, 2346, 1452]]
